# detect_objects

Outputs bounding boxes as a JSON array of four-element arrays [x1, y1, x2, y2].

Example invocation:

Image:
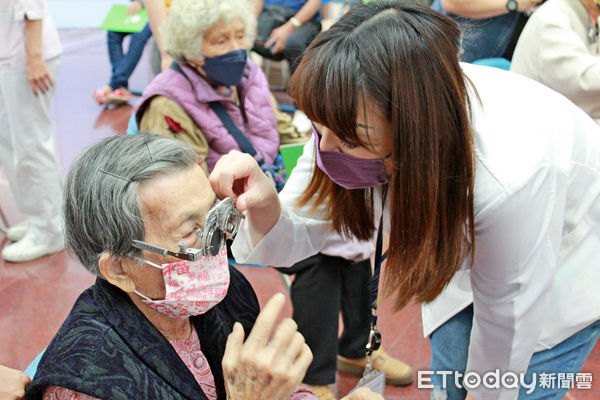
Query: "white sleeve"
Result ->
[[467, 164, 564, 400], [15, 0, 45, 19], [231, 137, 333, 267], [534, 16, 600, 115]]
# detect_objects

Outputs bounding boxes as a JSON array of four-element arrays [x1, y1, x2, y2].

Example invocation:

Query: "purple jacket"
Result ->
[[136, 61, 279, 171]]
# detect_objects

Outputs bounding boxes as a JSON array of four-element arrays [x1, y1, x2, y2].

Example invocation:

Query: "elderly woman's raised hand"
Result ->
[[0, 365, 30, 400], [209, 150, 281, 245], [222, 293, 313, 400]]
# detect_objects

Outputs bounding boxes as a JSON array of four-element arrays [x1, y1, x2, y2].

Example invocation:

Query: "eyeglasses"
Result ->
[[131, 197, 244, 261]]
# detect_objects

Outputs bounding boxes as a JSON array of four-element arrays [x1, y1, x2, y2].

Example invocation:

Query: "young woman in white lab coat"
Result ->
[[210, 1, 600, 399]]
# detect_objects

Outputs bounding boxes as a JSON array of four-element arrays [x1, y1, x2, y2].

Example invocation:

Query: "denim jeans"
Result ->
[[431, 0, 521, 62], [107, 23, 152, 90], [429, 304, 600, 399]]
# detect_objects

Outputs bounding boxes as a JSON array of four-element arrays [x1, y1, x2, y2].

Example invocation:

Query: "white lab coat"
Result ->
[[232, 64, 600, 399]]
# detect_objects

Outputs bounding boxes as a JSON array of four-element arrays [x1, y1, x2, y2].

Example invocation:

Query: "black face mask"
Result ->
[[201, 49, 248, 86]]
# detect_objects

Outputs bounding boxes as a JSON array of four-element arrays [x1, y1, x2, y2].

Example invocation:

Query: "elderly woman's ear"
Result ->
[[99, 252, 137, 293]]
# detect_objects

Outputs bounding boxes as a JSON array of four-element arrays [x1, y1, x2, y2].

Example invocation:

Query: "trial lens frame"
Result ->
[[131, 197, 244, 261]]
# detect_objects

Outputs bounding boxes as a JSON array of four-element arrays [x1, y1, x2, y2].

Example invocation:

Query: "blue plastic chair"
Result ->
[[25, 349, 46, 379], [127, 113, 139, 135], [472, 57, 511, 71]]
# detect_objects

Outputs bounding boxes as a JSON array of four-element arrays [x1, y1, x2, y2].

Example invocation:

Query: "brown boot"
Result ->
[[337, 348, 414, 386], [303, 384, 337, 400]]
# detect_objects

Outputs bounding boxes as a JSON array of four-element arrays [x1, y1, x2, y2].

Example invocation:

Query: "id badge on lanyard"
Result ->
[[351, 207, 386, 396]]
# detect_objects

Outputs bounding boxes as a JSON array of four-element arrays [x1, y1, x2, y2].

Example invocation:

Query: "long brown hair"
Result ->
[[288, 0, 475, 310]]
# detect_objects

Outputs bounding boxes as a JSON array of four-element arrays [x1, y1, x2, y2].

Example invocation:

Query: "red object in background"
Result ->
[[164, 115, 185, 134]]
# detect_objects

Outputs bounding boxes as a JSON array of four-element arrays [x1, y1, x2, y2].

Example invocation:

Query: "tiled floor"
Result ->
[[0, 29, 598, 399]]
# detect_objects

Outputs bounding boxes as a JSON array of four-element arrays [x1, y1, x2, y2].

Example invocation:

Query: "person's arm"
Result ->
[[24, 16, 53, 96], [222, 293, 313, 399], [0, 365, 30, 400], [211, 137, 331, 266], [265, 0, 322, 54], [341, 389, 384, 400], [140, 0, 172, 70], [222, 294, 384, 400], [126, 0, 142, 16], [251, 0, 264, 17], [440, 0, 542, 18], [466, 164, 562, 400], [516, 15, 600, 118]]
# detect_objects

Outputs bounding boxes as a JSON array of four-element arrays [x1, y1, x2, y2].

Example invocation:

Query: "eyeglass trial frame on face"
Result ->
[[131, 197, 244, 261]]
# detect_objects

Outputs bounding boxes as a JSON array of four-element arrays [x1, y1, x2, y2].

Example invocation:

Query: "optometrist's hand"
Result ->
[[222, 293, 313, 400], [341, 388, 384, 400], [209, 150, 281, 246], [0, 365, 30, 400]]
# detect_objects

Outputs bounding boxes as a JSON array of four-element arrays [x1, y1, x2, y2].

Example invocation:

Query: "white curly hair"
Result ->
[[162, 0, 256, 62]]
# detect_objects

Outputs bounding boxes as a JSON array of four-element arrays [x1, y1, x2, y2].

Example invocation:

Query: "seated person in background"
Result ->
[[25, 134, 315, 400], [250, 0, 322, 73], [431, 0, 543, 62], [93, 0, 152, 106], [511, 0, 600, 124], [136, 0, 297, 173]]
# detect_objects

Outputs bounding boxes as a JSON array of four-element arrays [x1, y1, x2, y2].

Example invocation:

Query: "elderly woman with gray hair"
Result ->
[[135, 0, 298, 174], [24, 134, 320, 400]]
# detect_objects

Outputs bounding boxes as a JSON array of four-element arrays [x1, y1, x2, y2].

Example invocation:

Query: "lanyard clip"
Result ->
[[364, 326, 382, 372], [366, 327, 382, 353]]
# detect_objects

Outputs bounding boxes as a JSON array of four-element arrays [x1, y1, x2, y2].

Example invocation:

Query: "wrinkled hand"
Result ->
[[210, 151, 280, 245], [126, 1, 142, 16], [222, 293, 313, 400], [0, 365, 30, 400], [518, 0, 543, 11], [26, 55, 53, 96], [210, 151, 278, 212], [264, 22, 295, 55], [341, 388, 384, 400]]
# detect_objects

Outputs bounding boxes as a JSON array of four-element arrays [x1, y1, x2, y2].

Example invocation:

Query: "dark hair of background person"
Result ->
[[288, 0, 476, 310]]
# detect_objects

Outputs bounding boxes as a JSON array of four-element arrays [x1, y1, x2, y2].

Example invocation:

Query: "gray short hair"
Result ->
[[64, 133, 199, 275], [163, 0, 256, 62]]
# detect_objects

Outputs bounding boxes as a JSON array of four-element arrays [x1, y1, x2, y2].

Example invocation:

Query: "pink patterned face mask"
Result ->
[[134, 246, 230, 319]]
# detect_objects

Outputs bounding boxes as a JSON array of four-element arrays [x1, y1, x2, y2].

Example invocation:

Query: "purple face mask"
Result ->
[[313, 125, 389, 190]]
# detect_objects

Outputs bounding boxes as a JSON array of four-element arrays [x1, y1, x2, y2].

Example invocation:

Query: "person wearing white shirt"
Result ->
[[0, 0, 64, 261], [510, 0, 600, 124], [209, 1, 600, 399]]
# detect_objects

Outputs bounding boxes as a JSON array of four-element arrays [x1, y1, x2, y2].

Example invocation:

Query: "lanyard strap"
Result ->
[[365, 210, 386, 365], [208, 101, 261, 161], [371, 214, 387, 327]]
